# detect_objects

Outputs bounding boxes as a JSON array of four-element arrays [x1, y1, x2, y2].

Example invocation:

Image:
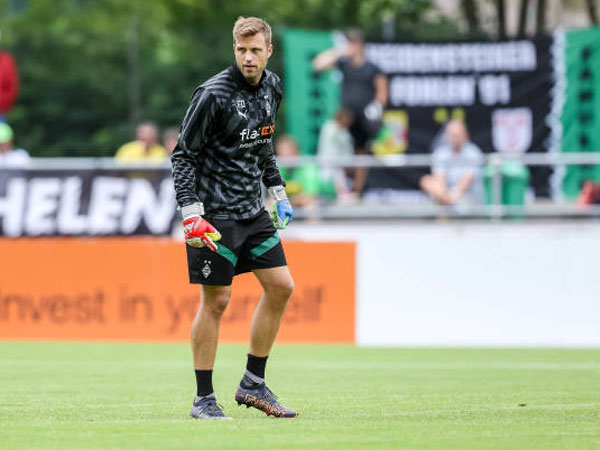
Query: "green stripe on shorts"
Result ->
[[250, 232, 280, 259], [216, 243, 238, 266]]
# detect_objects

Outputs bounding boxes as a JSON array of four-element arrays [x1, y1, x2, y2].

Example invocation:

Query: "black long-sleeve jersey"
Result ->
[[171, 63, 285, 220]]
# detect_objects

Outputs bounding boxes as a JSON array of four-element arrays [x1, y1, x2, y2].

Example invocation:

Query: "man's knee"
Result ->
[[264, 275, 294, 302], [201, 285, 232, 317]]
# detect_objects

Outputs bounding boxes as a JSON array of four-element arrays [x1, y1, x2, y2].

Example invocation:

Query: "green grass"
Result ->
[[1, 342, 599, 449]]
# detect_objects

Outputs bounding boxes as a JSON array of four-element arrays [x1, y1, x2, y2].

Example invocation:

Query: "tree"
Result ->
[[495, 0, 506, 39], [585, 0, 599, 25], [536, 0, 546, 35], [0, 0, 455, 156], [461, 0, 481, 36], [517, 0, 530, 38]]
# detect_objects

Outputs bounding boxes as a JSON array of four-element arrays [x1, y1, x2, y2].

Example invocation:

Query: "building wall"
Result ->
[[287, 221, 600, 346]]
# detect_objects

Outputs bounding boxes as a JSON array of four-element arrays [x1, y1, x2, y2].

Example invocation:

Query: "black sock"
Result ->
[[246, 353, 268, 380], [195, 369, 214, 397]]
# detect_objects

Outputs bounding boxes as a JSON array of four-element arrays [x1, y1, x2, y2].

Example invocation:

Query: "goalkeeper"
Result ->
[[171, 16, 296, 420]]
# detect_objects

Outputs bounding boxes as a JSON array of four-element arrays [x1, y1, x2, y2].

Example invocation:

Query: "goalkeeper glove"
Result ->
[[181, 202, 221, 251], [268, 185, 293, 230]]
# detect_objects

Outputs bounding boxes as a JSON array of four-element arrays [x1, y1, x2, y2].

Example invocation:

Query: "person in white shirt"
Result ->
[[420, 120, 484, 205], [0, 123, 30, 167], [317, 108, 355, 201]]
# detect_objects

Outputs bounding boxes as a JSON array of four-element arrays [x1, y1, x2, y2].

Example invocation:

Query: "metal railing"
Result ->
[[278, 152, 600, 220], [7, 152, 600, 220]]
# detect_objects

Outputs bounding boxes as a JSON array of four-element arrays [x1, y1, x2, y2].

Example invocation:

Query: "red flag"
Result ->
[[0, 51, 19, 114]]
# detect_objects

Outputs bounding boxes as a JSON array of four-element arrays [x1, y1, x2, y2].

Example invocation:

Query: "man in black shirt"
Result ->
[[313, 29, 388, 195], [171, 16, 296, 420]]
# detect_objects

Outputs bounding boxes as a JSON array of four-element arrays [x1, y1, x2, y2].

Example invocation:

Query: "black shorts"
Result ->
[[348, 110, 381, 149], [349, 117, 371, 149], [185, 210, 287, 285]]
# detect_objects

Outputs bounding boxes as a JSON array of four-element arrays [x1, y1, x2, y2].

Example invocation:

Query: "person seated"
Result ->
[[317, 108, 356, 202], [114, 122, 168, 162], [275, 136, 320, 211], [0, 123, 30, 167], [577, 181, 600, 207], [420, 120, 484, 206]]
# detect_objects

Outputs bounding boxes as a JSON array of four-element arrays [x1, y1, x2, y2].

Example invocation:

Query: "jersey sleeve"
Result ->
[[171, 88, 218, 207], [261, 75, 285, 188], [261, 141, 285, 188]]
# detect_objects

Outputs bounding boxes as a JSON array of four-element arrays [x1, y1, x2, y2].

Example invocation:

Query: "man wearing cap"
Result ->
[[0, 123, 30, 167]]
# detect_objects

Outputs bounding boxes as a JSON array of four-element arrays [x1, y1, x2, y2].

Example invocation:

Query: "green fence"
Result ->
[[562, 27, 600, 198], [282, 29, 339, 155]]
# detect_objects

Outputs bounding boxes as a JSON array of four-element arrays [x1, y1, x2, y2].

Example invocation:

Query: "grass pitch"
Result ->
[[1, 342, 599, 449]]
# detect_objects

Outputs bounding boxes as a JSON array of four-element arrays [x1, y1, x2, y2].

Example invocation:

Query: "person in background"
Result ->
[[162, 126, 180, 156], [0, 31, 19, 123], [275, 135, 321, 211], [115, 122, 168, 161], [317, 108, 355, 202], [0, 123, 30, 167], [420, 120, 484, 205], [312, 28, 388, 196], [576, 181, 600, 207]]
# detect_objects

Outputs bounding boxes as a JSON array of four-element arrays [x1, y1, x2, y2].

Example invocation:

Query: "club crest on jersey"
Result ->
[[235, 99, 248, 119], [264, 95, 271, 117], [202, 260, 212, 279]]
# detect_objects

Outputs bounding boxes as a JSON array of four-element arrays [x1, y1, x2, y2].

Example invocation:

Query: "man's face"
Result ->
[[163, 134, 178, 155], [446, 122, 468, 151], [136, 125, 158, 149], [338, 110, 354, 128], [275, 139, 299, 158], [347, 40, 365, 58], [234, 33, 273, 84]]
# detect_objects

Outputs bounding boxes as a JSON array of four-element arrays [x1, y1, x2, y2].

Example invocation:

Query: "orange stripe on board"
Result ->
[[0, 238, 355, 343]]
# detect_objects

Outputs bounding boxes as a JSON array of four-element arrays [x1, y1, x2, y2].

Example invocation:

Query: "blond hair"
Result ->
[[233, 16, 272, 47]]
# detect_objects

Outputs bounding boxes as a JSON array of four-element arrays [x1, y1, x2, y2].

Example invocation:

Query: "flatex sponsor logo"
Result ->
[[239, 125, 275, 141], [238, 125, 275, 149]]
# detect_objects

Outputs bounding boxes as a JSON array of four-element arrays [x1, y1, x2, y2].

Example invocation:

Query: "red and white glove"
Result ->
[[181, 203, 221, 251]]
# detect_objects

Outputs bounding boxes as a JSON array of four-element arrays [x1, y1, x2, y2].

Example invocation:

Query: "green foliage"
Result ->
[[0, 0, 456, 156]]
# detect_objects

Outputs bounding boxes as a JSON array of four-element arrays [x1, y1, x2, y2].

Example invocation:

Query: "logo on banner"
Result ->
[[492, 108, 532, 154], [372, 110, 409, 156]]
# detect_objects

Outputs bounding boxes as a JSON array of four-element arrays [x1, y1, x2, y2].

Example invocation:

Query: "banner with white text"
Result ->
[[0, 169, 177, 236], [364, 37, 555, 196], [283, 31, 557, 197]]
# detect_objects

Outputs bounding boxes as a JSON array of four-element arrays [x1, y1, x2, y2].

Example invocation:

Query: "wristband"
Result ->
[[181, 202, 205, 218], [268, 185, 288, 202]]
